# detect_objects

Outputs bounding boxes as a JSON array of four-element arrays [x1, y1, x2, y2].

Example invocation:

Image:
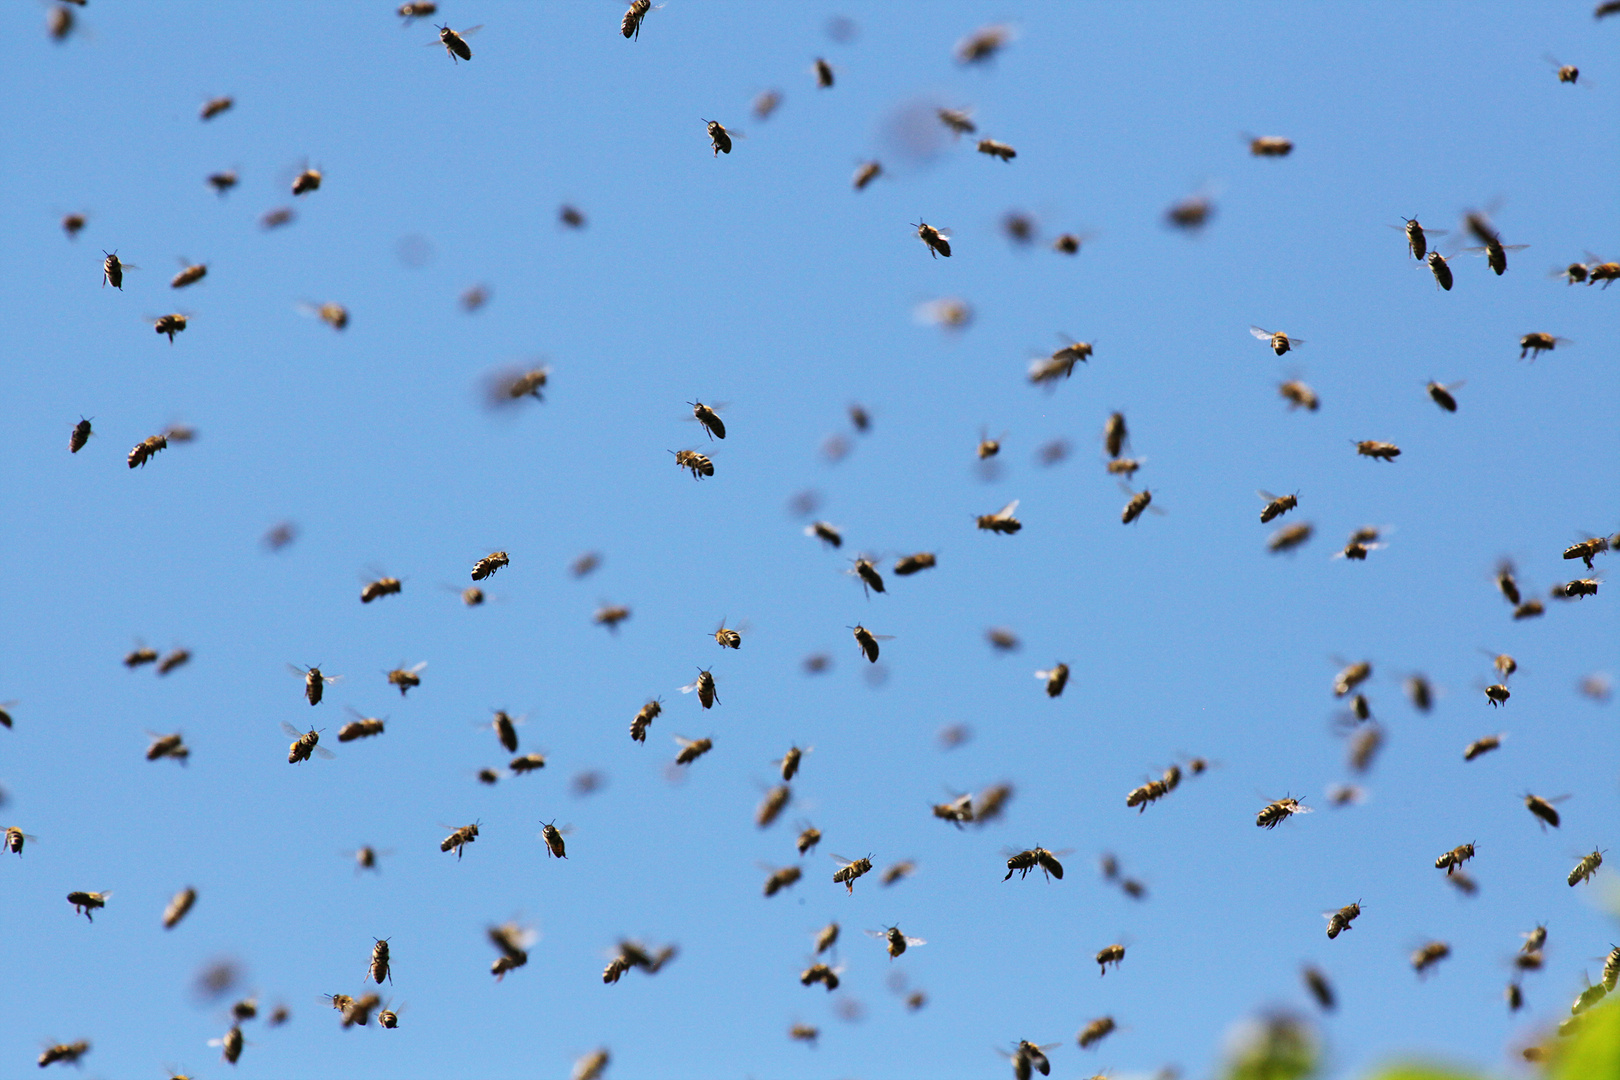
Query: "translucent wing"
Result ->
[[995, 500, 1019, 518], [1250, 325, 1274, 340], [314, 744, 336, 759], [280, 721, 305, 738]]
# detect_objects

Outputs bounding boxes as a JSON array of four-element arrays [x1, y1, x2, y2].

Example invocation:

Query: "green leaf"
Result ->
[[1366, 1066, 1488, 1080], [1552, 997, 1620, 1080]]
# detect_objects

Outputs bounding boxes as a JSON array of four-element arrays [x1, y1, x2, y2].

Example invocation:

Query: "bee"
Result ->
[[956, 24, 1012, 64], [349, 845, 389, 873], [471, 551, 509, 580], [1095, 943, 1126, 975], [384, 661, 426, 697], [1127, 778, 1169, 812], [1166, 194, 1214, 230], [1505, 981, 1525, 1012], [61, 212, 86, 238], [378, 1002, 401, 1028], [1037, 438, 1071, 466], [205, 169, 239, 195], [1004, 1040, 1056, 1080], [260, 206, 294, 228], [1516, 947, 1544, 972], [680, 668, 719, 708], [1333, 661, 1371, 697], [810, 921, 841, 956], [1524, 793, 1566, 829], [778, 744, 809, 781], [338, 709, 386, 743], [1251, 325, 1305, 356], [703, 119, 734, 156], [398, 2, 437, 23], [892, 552, 936, 575], [476, 768, 500, 785], [1463, 734, 1503, 761], [630, 698, 661, 743], [849, 556, 887, 598], [789, 1023, 819, 1045], [156, 648, 191, 676], [1514, 599, 1545, 620], [290, 664, 339, 706], [1449, 873, 1476, 897], [167, 258, 209, 289], [1466, 232, 1529, 275], [685, 400, 727, 442], [1435, 843, 1476, 875], [1268, 522, 1314, 553], [102, 250, 133, 289], [673, 735, 713, 765], [974, 783, 1014, 823], [1077, 1016, 1116, 1049], [1325, 901, 1361, 939], [1248, 135, 1293, 156], [1411, 940, 1450, 976], [1302, 965, 1335, 1011], [753, 90, 782, 120], [977, 499, 1022, 534], [806, 520, 843, 548], [832, 853, 873, 893], [369, 938, 392, 984], [881, 859, 916, 886], [1052, 232, 1089, 255], [5, 826, 37, 855], [1564, 536, 1610, 569], [460, 586, 485, 607], [343, 992, 381, 1027], [303, 301, 348, 330], [357, 574, 402, 604], [1120, 486, 1155, 525], [850, 623, 891, 663], [432, 23, 480, 63], [1257, 796, 1311, 829], [670, 448, 714, 479], [145, 731, 188, 762], [1102, 411, 1129, 458], [1604, 945, 1620, 992], [763, 864, 802, 897], [282, 722, 333, 763], [937, 108, 977, 137], [1572, 981, 1609, 1016], [1035, 664, 1069, 698], [1587, 258, 1620, 287], [814, 57, 834, 87], [1346, 692, 1371, 722], [231, 996, 259, 1022], [1569, 849, 1604, 886], [1338, 531, 1385, 561], [558, 205, 586, 229], [487, 921, 534, 979], [1354, 438, 1401, 462], [153, 313, 188, 342], [67, 890, 110, 920], [756, 785, 791, 828], [621, 0, 654, 39], [978, 138, 1017, 161], [1029, 340, 1093, 385], [573, 1050, 611, 1080], [440, 821, 479, 859], [1258, 490, 1298, 524], [47, 4, 76, 41], [36, 1041, 90, 1068], [1278, 379, 1320, 411], [869, 925, 926, 958], [1581, 674, 1614, 702], [800, 960, 842, 990], [934, 793, 975, 827], [199, 95, 233, 121], [290, 164, 322, 194], [853, 160, 882, 190], [797, 824, 822, 854], [1394, 217, 1445, 260], [492, 366, 549, 403], [1561, 574, 1604, 598], [1483, 682, 1511, 707], [1520, 332, 1570, 360], [125, 432, 168, 470], [912, 219, 952, 258], [1004, 846, 1066, 881]]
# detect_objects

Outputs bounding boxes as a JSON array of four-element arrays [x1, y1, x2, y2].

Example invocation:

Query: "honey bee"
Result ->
[[1251, 326, 1305, 356], [145, 731, 188, 762], [1302, 965, 1335, 1011], [471, 551, 509, 580], [1564, 536, 1610, 569], [621, 0, 654, 39], [157, 648, 192, 675], [459, 586, 485, 607], [1463, 734, 1503, 761], [1586, 258, 1620, 287], [670, 448, 714, 479], [1520, 332, 1570, 360], [977, 499, 1022, 534], [1004, 846, 1066, 881], [1393, 217, 1445, 260], [1248, 135, 1293, 156], [397, 2, 437, 23], [1077, 1016, 1116, 1049], [982, 628, 1019, 653], [703, 119, 734, 156], [814, 57, 835, 87], [289, 664, 338, 706], [1338, 531, 1385, 562], [777, 744, 810, 781], [1514, 599, 1545, 620], [853, 160, 883, 190], [166, 258, 209, 289], [1094, 942, 1126, 975], [753, 90, 782, 119], [4, 826, 36, 855], [937, 107, 976, 135], [355, 573, 403, 604], [303, 301, 348, 330], [1127, 778, 1169, 813], [1035, 664, 1069, 698], [800, 960, 843, 990], [797, 823, 822, 854], [630, 698, 661, 743], [382, 662, 426, 697], [1580, 674, 1614, 702], [378, 1001, 402, 1028], [978, 138, 1017, 161], [558, 204, 586, 229], [1098, 412, 1128, 459], [343, 992, 381, 1027], [869, 925, 926, 958], [913, 220, 952, 258], [282, 722, 334, 763], [1484, 683, 1511, 707], [208, 1025, 244, 1064], [847, 556, 887, 598], [199, 95, 233, 121], [102, 250, 134, 289], [47, 4, 76, 41], [789, 1023, 819, 1045], [892, 552, 936, 575], [61, 212, 86, 238], [1052, 232, 1089, 255], [1411, 940, 1450, 976], [673, 735, 713, 765], [477, 768, 500, 785], [1603, 945, 1619, 992], [573, 1049, 611, 1080], [128, 434, 168, 469], [1524, 793, 1566, 829], [934, 793, 975, 827], [152, 313, 188, 343], [1420, 378, 1467, 413], [680, 668, 719, 708], [1333, 661, 1371, 697], [67, 890, 110, 920], [201, 169, 239, 197], [805, 520, 843, 548], [1120, 486, 1155, 525], [974, 783, 1013, 823], [1354, 439, 1401, 462], [441, 821, 479, 859], [1569, 849, 1604, 886], [36, 1041, 89, 1068], [1166, 194, 1214, 230], [1268, 522, 1314, 553], [881, 859, 916, 886], [337, 709, 386, 743], [1324, 900, 1361, 939], [1003, 1039, 1056, 1079], [1257, 490, 1298, 524], [850, 623, 891, 662], [487, 921, 534, 979], [259, 206, 295, 229], [763, 864, 802, 897], [368, 938, 392, 984], [432, 23, 480, 63], [1434, 843, 1476, 875], [1257, 797, 1311, 829], [1278, 379, 1319, 411], [832, 853, 873, 893], [162, 887, 196, 929], [1417, 249, 1455, 290], [491, 366, 549, 403], [956, 24, 1012, 64], [756, 785, 791, 828]]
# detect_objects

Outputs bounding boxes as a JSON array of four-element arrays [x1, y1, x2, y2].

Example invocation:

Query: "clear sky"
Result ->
[[2, 3, 1617, 1079]]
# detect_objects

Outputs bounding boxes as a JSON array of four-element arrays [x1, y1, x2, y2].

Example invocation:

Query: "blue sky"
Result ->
[[2, 3, 1617, 1078]]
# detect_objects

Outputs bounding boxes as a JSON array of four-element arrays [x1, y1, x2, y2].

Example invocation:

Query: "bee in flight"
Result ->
[[913, 220, 952, 258], [1257, 796, 1311, 829], [1035, 664, 1069, 698], [290, 664, 339, 706], [831, 853, 873, 893], [431, 22, 481, 62], [868, 925, 926, 958], [680, 669, 718, 709], [1251, 325, 1304, 356], [977, 500, 1022, 534], [282, 722, 335, 763], [621, 0, 657, 39], [703, 119, 734, 156]]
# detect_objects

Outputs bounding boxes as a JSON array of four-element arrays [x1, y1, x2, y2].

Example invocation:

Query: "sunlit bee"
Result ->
[[384, 662, 426, 697], [913, 220, 952, 258], [814, 57, 835, 87], [337, 710, 386, 743], [282, 722, 333, 764], [1520, 332, 1570, 360], [207, 170, 239, 195], [789, 1023, 819, 1045], [1463, 734, 1502, 761], [602, 955, 630, 984], [753, 90, 782, 119], [800, 961, 842, 990], [5, 826, 37, 855], [471, 551, 509, 580], [852, 160, 883, 191], [67, 890, 110, 920], [1105, 458, 1144, 481], [61, 212, 86, 238], [1268, 522, 1314, 553], [1094, 943, 1126, 975], [1248, 135, 1293, 156], [1325, 901, 1361, 939], [622, 0, 654, 39], [1077, 1016, 1116, 1049], [978, 138, 1017, 161], [398, 2, 437, 23], [1333, 661, 1371, 697], [1525, 793, 1565, 829], [756, 785, 791, 828], [1435, 843, 1476, 875], [1585, 259, 1620, 287], [1302, 965, 1335, 1011], [102, 250, 132, 289], [1411, 941, 1450, 976], [433, 23, 480, 63], [1251, 325, 1304, 355], [630, 698, 661, 743], [37, 1041, 90, 1069], [1004, 1039, 1056, 1080], [357, 574, 402, 604], [680, 668, 718, 708], [763, 864, 802, 897], [1166, 194, 1213, 230], [1258, 491, 1298, 524], [938, 107, 976, 135], [291, 166, 322, 195], [1603, 946, 1619, 992], [703, 119, 734, 156], [778, 744, 809, 781], [1485, 684, 1510, 707], [159, 886, 196, 929], [1564, 536, 1609, 569], [495, 367, 548, 402], [288, 664, 337, 706], [1572, 982, 1609, 1016], [125, 645, 159, 669], [441, 821, 479, 859], [1120, 486, 1155, 525], [869, 925, 926, 958], [1354, 439, 1401, 463], [935, 793, 975, 827], [977, 499, 1022, 534], [673, 735, 713, 765], [47, 4, 76, 41], [199, 96, 233, 121], [260, 206, 294, 228], [1278, 379, 1319, 411], [369, 938, 392, 984], [1568, 849, 1603, 886], [170, 260, 208, 289], [146, 731, 187, 762], [850, 623, 890, 662], [797, 824, 822, 854], [1035, 663, 1069, 698], [974, 784, 1013, 823], [310, 301, 348, 330], [956, 24, 1012, 64], [892, 552, 935, 576], [832, 853, 873, 893], [1258, 797, 1311, 829], [881, 859, 915, 886], [378, 1003, 401, 1028], [1127, 778, 1169, 813], [343, 992, 381, 1027], [671, 448, 713, 479], [809, 922, 841, 957]]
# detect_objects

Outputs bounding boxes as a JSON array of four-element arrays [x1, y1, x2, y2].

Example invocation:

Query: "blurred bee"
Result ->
[[289, 164, 323, 194], [61, 212, 86, 238], [1127, 778, 1169, 812], [1604, 946, 1619, 992], [851, 556, 886, 597], [1581, 674, 1613, 701], [1514, 599, 1545, 620], [205, 169, 239, 195], [1302, 965, 1335, 1011], [1346, 692, 1371, 721], [934, 793, 975, 827], [491, 366, 549, 403], [1325, 901, 1361, 939], [263, 525, 299, 553], [146, 731, 188, 762], [1338, 531, 1385, 562], [789, 1023, 819, 1045], [987, 627, 1020, 651], [1278, 379, 1319, 411], [170, 259, 208, 288], [378, 1001, 401, 1028], [1004, 1039, 1056, 1079], [1258, 797, 1311, 829], [850, 623, 891, 662], [1520, 332, 1570, 360], [671, 448, 714, 479], [102, 250, 132, 289], [1524, 793, 1566, 829], [938, 107, 976, 136], [832, 854, 873, 893], [432, 23, 480, 63], [680, 669, 719, 708], [157, 648, 191, 675], [1569, 849, 1604, 886], [459, 586, 485, 607], [1029, 341, 1093, 386], [915, 296, 974, 330], [630, 699, 661, 743], [757, 785, 791, 828], [1411, 941, 1450, 976], [1586, 258, 1620, 287], [338, 709, 386, 743], [1447, 870, 1480, 895], [1102, 411, 1129, 458], [977, 500, 1022, 534], [67, 890, 110, 920], [152, 313, 188, 343], [1095, 943, 1126, 975], [1435, 843, 1476, 875], [1077, 1016, 1116, 1049], [1424, 378, 1466, 412], [1355, 439, 1402, 463], [869, 925, 926, 958], [1035, 664, 1069, 698], [881, 859, 915, 885], [797, 824, 822, 854], [622, 0, 655, 39], [806, 521, 843, 548], [763, 864, 802, 897], [811, 922, 841, 956], [1344, 723, 1382, 772], [673, 735, 713, 765], [974, 783, 1013, 823], [488, 921, 535, 979], [441, 822, 479, 859], [304, 301, 348, 330], [703, 119, 734, 155], [1491, 561, 1522, 605], [1259, 491, 1298, 524], [1484, 683, 1510, 706], [360, 575, 401, 603], [398, 2, 437, 23], [476, 768, 500, 785], [753, 90, 782, 119], [349, 845, 389, 873], [778, 744, 809, 781], [1037, 438, 1071, 466], [1332, 662, 1371, 697], [1506, 982, 1526, 1012], [573, 1049, 611, 1080], [386, 662, 425, 696], [1394, 217, 1445, 260], [5, 826, 37, 855], [853, 160, 882, 190], [210, 1026, 244, 1065], [978, 139, 1017, 161], [1564, 536, 1609, 569], [260, 206, 294, 229], [472, 551, 509, 580], [1268, 522, 1314, 553], [1120, 486, 1154, 525], [814, 57, 834, 87], [166, 887, 197, 929], [282, 722, 333, 763], [1052, 232, 1089, 255], [800, 960, 842, 990], [38, 1042, 90, 1065], [200, 96, 233, 120], [956, 24, 1012, 64], [232, 996, 258, 1021], [1248, 135, 1293, 156], [893, 552, 935, 575], [124, 433, 169, 472], [47, 5, 75, 42], [343, 992, 381, 1027], [369, 938, 392, 984], [1463, 734, 1502, 761], [1251, 326, 1304, 356], [913, 220, 952, 258], [1166, 194, 1213, 230]]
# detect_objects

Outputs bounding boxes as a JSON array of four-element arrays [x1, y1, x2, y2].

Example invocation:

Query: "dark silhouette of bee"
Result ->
[[441, 821, 479, 859], [1166, 194, 1213, 230], [1259, 491, 1298, 523], [556, 204, 587, 229], [487, 922, 534, 980], [978, 139, 1017, 161], [763, 864, 802, 897], [1325, 901, 1361, 939], [1251, 326, 1304, 356], [1002, 210, 1036, 244], [1600, 2, 1620, 20], [38, 1042, 90, 1068], [398, 3, 437, 24], [1248, 135, 1293, 156], [1464, 734, 1502, 761], [1005, 846, 1065, 881], [1355, 440, 1400, 461], [848, 403, 871, 433], [291, 167, 322, 195], [67, 890, 110, 920], [1484, 683, 1510, 707], [1411, 940, 1450, 976], [385, 662, 425, 697], [1303, 965, 1335, 1011], [956, 24, 1012, 64], [806, 520, 843, 547], [6, 826, 37, 855], [1258, 797, 1311, 829], [1423, 379, 1465, 412], [282, 722, 333, 763], [61, 212, 86, 238], [1347, 724, 1383, 772], [161, 887, 196, 929], [481, 709, 520, 753], [471, 551, 509, 580], [800, 960, 842, 990], [156, 647, 191, 675], [937, 107, 976, 136], [146, 731, 187, 762], [1524, 793, 1566, 829], [47, 3, 77, 41], [689, 400, 726, 440], [630, 698, 661, 743], [1101, 411, 1129, 458], [1278, 379, 1319, 411], [153, 314, 188, 342], [1520, 332, 1570, 360], [569, 551, 601, 579], [977, 499, 1022, 534], [853, 160, 882, 190], [673, 735, 713, 765], [433, 23, 480, 63], [1564, 536, 1609, 569], [232, 995, 259, 1021], [1077, 1016, 1116, 1049], [1338, 532, 1385, 562], [832, 853, 873, 893], [1094, 942, 1126, 975], [1560, 260, 1591, 284], [1268, 522, 1314, 553], [1569, 849, 1604, 886], [756, 785, 791, 828], [1035, 664, 1069, 698], [360, 576, 402, 604], [797, 823, 822, 854], [753, 89, 782, 119], [200, 95, 233, 121], [1494, 561, 1522, 605], [102, 250, 131, 289], [1053, 232, 1087, 254], [1346, 692, 1371, 721], [1003, 1039, 1056, 1080], [1417, 249, 1455, 290], [913, 220, 952, 258], [1120, 486, 1155, 524], [621, 0, 654, 39], [1559, 578, 1601, 599], [1395, 217, 1445, 260], [850, 624, 890, 662], [881, 859, 917, 886], [703, 119, 734, 155], [206, 169, 239, 195], [260, 206, 294, 228], [680, 669, 718, 708], [1514, 599, 1545, 620], [207, 1025, 244, 1064], [1435, 843, 1476, 875], [291, 664, 338, 705], [671, 449, 713, 479], [892, 552, 935, 575], [778, 745, 808, 781], [814, 57, 834, 87], [338, 709, 386, 743], [869, 925, 926, 958], [851, 557, 886, 597], [369, 938, 392, 984]]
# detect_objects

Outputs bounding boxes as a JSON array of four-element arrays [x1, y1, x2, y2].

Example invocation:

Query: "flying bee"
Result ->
[[1127, 778, 1169, 812], [1485, 683, 1510, 707], [789, 1023, 819, 1045], [1604, 946, 1620, 992], [1095, 943, 1126, 975], [850, 624, 891, 663], [1247, 134, 1293, 156], [349, 845, 389, 873], [832, 853, 873, 893], [124, 645, 158, 670], [977, 500, 1022, 534], [1325, 901, 1361, 939], [762, 864, 802, 897], [170, 259, 208, 289], [778, 744, 809, 781], [1251, 326, 1305, 356], [806, 520, 843, 548], [680, 668, 719, 708], [260, 205, 295, 229], [1166, 194, 1213, 230], [343, 992, 381, 1027], [1302, 965, 1335, 1011], [1568, 849, 1604, 886], [853, 160, 882, 190], [127, 433, 169, 469], [378, 1001, 402, 1028], [1102, 411, 1128, 458], [1120, 486, 1155, 525], [398, 2, 437, 23], [573, 1050, 611, 1080], [1269, 522, 1314, 553], [756, 785, 791, 828], [477, 768, 499, 785], [298, 301, 348, 330], [800, 960, 843, 990], [1411, 941, 1450, 976], [797, 823, 822, 854], [290, 165, 322, 194], [673, 735, 713, 765], [203, 169, 239, 196], [630, 698, 661, 743], [1450, 872, 1476, 895], [881, 859, 916, 886], [1435, 843, 1476, 875], [1395, 217, 1445, 260], [1580, 674, 1613, 701], [1002, 209, 1037, 243], [431, 23, 480, 62], [869, 925, 926, 958], [1346, 692, 1371, 722], [1077, 1016, 1116, 1049], [1338, 532, 1385, 561], [67, 890, 110, 920], [675, 446, 718, 478], [1004, 1039, 1057, 1079], [47, 4, 76, 41], [591, 602, 633, 631], [621, 0, 655, 39], [1463, 734, 1503, 761], [892, 552, 935, 575], [685, 400, 727, 441], [1564, 536, 1609, 569], [488, 365, 548, 404], [386, 662, 425, 696], [1516, 948, 1544, 972], [1520, 332, 1570, 360], [102, 250, 133, 289], [975, 429, 1004, 460], [1333, 661, 1371, 697], [851, 556, 886, 596], [956, 23, 1012, 63], [1035, 664, 1069, 698], [974, 783, 1013, 823], [1514, 599, 1545, 620], [282, 722, 334, 763], [440, 821, 479, 859], [459, 586, 485, 607], [61, 212, 86, 238], [1466, 234, 1529, 275], [935, 793, 975, 827], [1422, 249, 1455, 290], [480, 710, 521, 753], [200, 95, 233, 120], [1355, 439, 1401, 462], [210, 1026, 243, 1065], [338, 709, 386, 743], [1524, 793, 1567, 829], [152, 313, 188, 342], [290, 664, 339, 705], [1004, 846, 1065, 881], [360, 574, 402, 604], [1258, 490, 1298, 524], [703, 119, 734, 155], [912, 219, 953, 258], [812, 922, 841, 955], [146, 731, 188, 762], [232, 996, 259, 1021], [977, 138, 1017, 161], [814, 57, 834, 87], [1584, 259, 1620, 287], [369, 938, 392, 984], [937, 107, 976, 135], [753, 89, 782, 119], [4, 826, 37, 855], [1053, 232, 1090, 254], [1278, 379, 1319, 411], [471, 551, 509, 580], [1257, 796, 1311, 829]]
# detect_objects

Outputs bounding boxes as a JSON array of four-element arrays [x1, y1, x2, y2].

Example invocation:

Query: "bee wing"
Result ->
[[1500, 244, 1531, 252], [407, 662, 428, 674], [1250, 325, 1274, 340], [280, 721, 304, 738], [1287, 336, 1306, 346], [828, 853, 856, 864], [864, 929, 888, 939], [314, 745, 336, 759], [904, 935, 928, 946], [678, 679, 701, 693], [995, 499, 1020, 518], [457, 23, 484, 35]]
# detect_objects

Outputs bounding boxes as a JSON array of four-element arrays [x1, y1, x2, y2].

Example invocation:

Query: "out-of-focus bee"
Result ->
[[703, 118, 734, 155], [282, 722, 333, 763], [1560, 260, 1591, 284], [832, 853, 873, 893], [938, 107, 976, 136], [813, 921, 840, 955], [1354, 439, 1400, 462], [1516, 948, 1543, 972], [570, 770, 606, 796], [573, 1049, 611, 1080], [1524, 793, 1566, 829], [344, 992, 381, 1027], [62, 212, 86, 238], [338, 709, 386, 743], [797, 823, 822, 854], [476, 768, 500, 785], [491, 366, 548, 403], [200, 96, 233, 121], [1105, 458, 1146, 482], [1127, 778, 1170, 813], [567, 552, 602, 580], [1569, 849, 1604, 886], [1447, 870, 1479, 895], [1333, 661, 1371, 697], [441, 821, 479, 859], [673, 735, 713, 765], [753, 89, 782, 119], [200, 169, 239, 198], [471, 551, 509, 580], [914, 220, 952, 258], [1348, 724, 1383, 772], [1120, 486, 1156, 525], [1581, 674, 1614, 701], [306, 301, 348, 330], [1411, 941, 1450, 976], [5, 826, 36, 855], [847, 403, 871, 433], [1337, 529, 1386, 561], [680, 668, 719, 708], [359, 574, 402, 604], [800, 960, 843, 990], [978, 138, 1017, 161], [1345, 692, 1371, 722], [892, 552, 936, 576], [853, 160, 882, 190], [1464, 734, 1503, 761], [1036, 438, 1071, 466], [146, 731, 188, 762], [1101, 411, 1129, 458], [1268, 522, 1314, 554], [369, 938, 392, 984], [1492, 561, 1523, 606], [208, 1025, 244, 1064], [1278, 378, 1319, 412], [806, 520, 843, 548], [869, 925, 926, 958], [398, 2, 437, 23], [1035, 663, 1069, 698], [481, 710, 521, 753], [1094, 943, 1126, 975], [757, 785, 791, 828], [1506, 981, 1526, 1012], [987, 627, 1020, 651], [155, 647, 192, 676], [1004, 1039, 1057, 1079], [1420, 378, 1467, 413], [170, 259, 208, 288], [152, 313, 188, 343], [232, 996, 258, 1022], [67, 890, 110, 920], [976, 428, 1006, 460], [847, 556, 886, 598], [622, 0, 654, 39], [127, 433, 169, 469], [1572, 981, 1609, 1016], [1564, 536, 1610, 569], [1325, 901, 1361, 939], [432, 23, 480, 62], [47, 4, 76, 41], [38, 1041, 90, 1068], [349, 845, 388, 873], [916, 296, 974, 330], [1248, 135, 1293, 156], [1302, 965, 1335, 1011], [1078, 1016, 1116, 1049], [1435, 843, 1476, 875], [487, 922, 534, 980], [814, 57, 835, 87], [789, 1023, 819, 1045], [956, 24, 1012, 64], [850, 623, 890, 662], [159, 886, 196, 929], [1251, 326, 1304, 356], [1166, 194, 1213, 230], [1254, 490, 1299, 524], [1258, 797, 1311, 829], [324, 992, 355, 1017], [1514, 599, 1545, 620], [763, 864, 802, 897], [671, 448, 713, 479], [1520, 332, 1570, 360], [1394, 217, 1445, 260], [934, 793, 975, 827], [881, 859, 916, 886], [260, 206, 295, 229], [778, 744, 809, 781], [974, 783, 1013, 823], [552, 203, 586, 231], [630, 698, 661, 743], [1052, 232, 1090, 255], [1030, 340, 1093, 385], [978, 500, 1022, 534], [1484, 651, 1517, 679], [384, 662, 425, 697], [288, 164, 323, 195]]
